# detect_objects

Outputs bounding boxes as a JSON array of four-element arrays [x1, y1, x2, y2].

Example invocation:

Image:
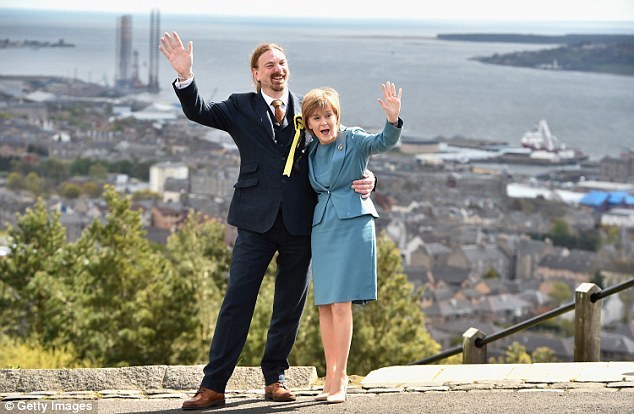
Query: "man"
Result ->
[[159, 32, 375, 410]]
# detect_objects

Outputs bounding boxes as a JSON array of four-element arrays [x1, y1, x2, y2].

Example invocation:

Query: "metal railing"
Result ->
[[409, 278, 634, 365]]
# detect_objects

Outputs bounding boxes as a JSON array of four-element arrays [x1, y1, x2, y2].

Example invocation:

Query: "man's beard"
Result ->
[[268, 72, 288, 92]]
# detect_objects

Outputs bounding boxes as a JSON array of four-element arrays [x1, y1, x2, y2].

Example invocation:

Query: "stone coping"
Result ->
[[361, 362, 634, 388], [2, 362, 633, 395], [0, 365, 317, 393]]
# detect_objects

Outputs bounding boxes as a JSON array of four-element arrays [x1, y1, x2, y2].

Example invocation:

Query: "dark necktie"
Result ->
[[272, 99, 285, 125]]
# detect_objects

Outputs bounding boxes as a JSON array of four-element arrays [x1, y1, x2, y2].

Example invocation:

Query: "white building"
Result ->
[[149, 161, 189, 195], [601, 208, 634, 228]]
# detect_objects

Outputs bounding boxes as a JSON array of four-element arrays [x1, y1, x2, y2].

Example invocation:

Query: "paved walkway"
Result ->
[[1, 362, 633, 412]]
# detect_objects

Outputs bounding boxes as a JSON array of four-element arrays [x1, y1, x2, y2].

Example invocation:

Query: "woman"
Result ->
[[302, 82, 403, 403]]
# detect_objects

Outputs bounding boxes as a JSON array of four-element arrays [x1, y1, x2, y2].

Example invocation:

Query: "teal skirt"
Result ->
[[311, 201, 377, 306]]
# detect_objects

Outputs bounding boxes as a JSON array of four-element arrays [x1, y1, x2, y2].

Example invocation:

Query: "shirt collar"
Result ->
[[261, 89, 289, 108]]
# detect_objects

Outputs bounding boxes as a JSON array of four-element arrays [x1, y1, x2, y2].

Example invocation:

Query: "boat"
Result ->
[[472, 120, 588, 166], [521, 119, 564, 150], [416, 120, 588, 167], [516, 120, 587, 164]]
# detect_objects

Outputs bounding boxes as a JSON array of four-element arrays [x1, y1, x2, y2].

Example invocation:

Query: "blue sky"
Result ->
[[2, 0, 634, 21]]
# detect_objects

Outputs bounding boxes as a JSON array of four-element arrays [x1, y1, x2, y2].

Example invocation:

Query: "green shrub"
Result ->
[[0, 336, 93, 369]]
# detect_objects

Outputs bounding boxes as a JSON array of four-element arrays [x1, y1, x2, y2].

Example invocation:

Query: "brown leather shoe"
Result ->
[[182, 387, 225, 410], [264, 382, 296, 402]]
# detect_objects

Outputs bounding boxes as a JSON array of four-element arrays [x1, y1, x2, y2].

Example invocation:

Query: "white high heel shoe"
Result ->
[[315, 391, 329, 402], [326, 380, 348, 404], [315, 381, 329, 401]]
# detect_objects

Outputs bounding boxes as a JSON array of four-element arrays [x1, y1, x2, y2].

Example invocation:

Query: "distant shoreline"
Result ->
[[0, 38, 75, 49], [438, 33, 634, 77], [437, 33, 634, 44]]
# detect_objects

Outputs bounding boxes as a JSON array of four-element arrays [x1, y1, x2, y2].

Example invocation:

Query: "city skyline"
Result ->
[[2, 0, 634, 22]]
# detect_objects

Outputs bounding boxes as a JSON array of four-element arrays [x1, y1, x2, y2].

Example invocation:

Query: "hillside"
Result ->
[[475, 41, 634, 76], [438, 34, 634, 77]]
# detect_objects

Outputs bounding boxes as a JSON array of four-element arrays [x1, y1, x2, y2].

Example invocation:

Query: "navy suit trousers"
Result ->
[[201, 211, 312, 392]]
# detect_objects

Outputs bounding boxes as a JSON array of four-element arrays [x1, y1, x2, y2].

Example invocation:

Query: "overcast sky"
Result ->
[[2, 0, 634, 21]]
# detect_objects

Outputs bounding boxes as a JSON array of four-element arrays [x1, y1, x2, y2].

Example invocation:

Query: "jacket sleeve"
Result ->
[[355, 118, 403, 158], [173, 79, 237, 133]]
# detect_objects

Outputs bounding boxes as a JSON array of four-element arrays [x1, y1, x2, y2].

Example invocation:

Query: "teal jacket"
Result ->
[[308, 119, 403, 226]]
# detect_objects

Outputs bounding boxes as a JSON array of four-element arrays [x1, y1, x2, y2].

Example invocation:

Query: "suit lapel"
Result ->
[[308, 133, 327, 191], [251, 93, 276, 142], [251, 91, 302, 148], [290, 91, 302, 126], [279, 92, 300, 149], [329, 125, 348, 187]]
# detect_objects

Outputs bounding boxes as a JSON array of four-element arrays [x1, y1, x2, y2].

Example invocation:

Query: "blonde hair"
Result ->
[[301, 87, 341, 132], [250, 43, 285, 93]]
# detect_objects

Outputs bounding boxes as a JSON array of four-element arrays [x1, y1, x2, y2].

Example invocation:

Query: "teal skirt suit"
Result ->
[[308, 120, 402, 305]]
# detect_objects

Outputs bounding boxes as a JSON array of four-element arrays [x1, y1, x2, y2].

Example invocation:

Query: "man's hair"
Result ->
[[301, 87, 341, 133], [250, 43, 285, 93]]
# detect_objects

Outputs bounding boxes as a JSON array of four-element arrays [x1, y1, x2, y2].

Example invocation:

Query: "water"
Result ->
[[2, 8, 634, 160]]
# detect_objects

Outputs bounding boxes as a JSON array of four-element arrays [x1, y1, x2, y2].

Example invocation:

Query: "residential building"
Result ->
[[536, 247, 597, 285], [600, 152, 634, 183], [149, 161, 188, 194]]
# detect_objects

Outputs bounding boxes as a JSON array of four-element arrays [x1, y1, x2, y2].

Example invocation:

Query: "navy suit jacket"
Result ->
[[174, 80, 316, 236]]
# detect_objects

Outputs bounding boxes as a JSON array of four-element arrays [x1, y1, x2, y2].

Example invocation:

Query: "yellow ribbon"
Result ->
[[283, 114, 305, 177]]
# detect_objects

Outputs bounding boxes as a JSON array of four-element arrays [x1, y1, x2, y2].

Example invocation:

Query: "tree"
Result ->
[[161, 212, 231, 364], [81, 181, 102, 198], [483, 267, 499, 279], [591, 271, 605, 289], [134, 160, 155, 181], [68, 185, 168, 366], [12, 159, 38, 176], [6, 172, 24, 190], [88, 163, 108, 180], [59, 182, 82, 199], [39, 158, 70, 185], [532, 346, 558, 363], [1, 188, 234, 368], [0, 198, 69, 343], [603, 226, 621, 245], [504, 342, 532, 363], [549, 218, 574, 248], [131, 189, 160, 201], [109, 159, 134, 176], [24, 172, 45, 196], [548, 281, 573, 307], [490, 341, 532, 364], [70, 157, 92, 176], [577, 229, 599, 251], [0, 336, 90, 369]]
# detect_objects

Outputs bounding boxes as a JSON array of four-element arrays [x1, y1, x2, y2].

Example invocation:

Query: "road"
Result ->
[[86, 391, 633, 414]]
